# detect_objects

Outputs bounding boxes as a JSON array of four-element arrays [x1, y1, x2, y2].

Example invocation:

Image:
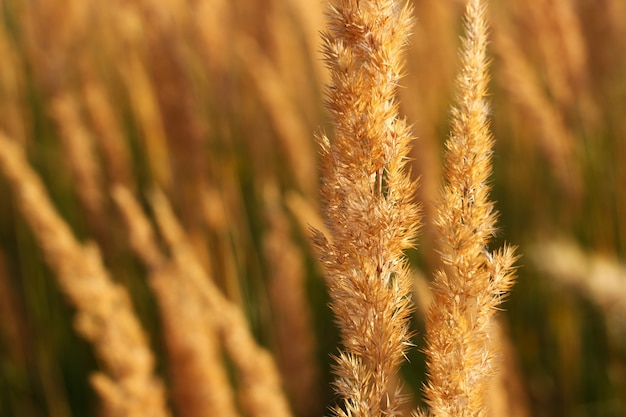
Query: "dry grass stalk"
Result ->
[[219, 302, 295, 417], [194, 0, 232, 75], [263, 184, 321, 417], [491, 20, 582, 200], [0, 132, 171, 417], [508, 0, 597, 129], [400, 1, 461, 273], [313, 0, 421, 415], [82, 75, 136, 191], [200, 185, 245, 305], [282, 0, 327, 86], [138, 11, 210, 240], [607, 0, 626, 46], [49, 93, 105, 219], [237, 36, 318, 199], [416, 1, 517, 416], [120, 52, 173, 190], [550, 0, 591, 98], [414, 273, 530, 417], [285, 190, 329, 249], [404, 1, 459, 122], [112, 185, 240, 417], [115, 185, 293, 417], [263, 3, 313, 116], [520, 0, 575, 110], [0, 22, 28, 145], [149, 189, 294, 417]]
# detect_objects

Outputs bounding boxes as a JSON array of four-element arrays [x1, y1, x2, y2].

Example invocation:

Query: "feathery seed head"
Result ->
[[419, 1, 517, 416], [315, 0, 420, 415]]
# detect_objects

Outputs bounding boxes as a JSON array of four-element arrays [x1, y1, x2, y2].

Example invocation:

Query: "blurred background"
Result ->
[[0, 0, 625, 416]]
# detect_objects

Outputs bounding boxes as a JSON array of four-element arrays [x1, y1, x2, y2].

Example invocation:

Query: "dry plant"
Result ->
[[81, 73, 136, 191], [263, 184, 322, 417], [112, 186, 239, 417], [490, 9, 583, 201], [313, 0, 421, 416], [0, 132, 171, 417], [149, 189, 293, 417], [416, 1, 517, 416], [49, 92, 107, 238], [113, 185, 293, 417], [237, 37, 318, 199], [5, 0, 626, 415]]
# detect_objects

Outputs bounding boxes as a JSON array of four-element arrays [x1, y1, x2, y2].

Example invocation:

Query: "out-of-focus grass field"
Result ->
[[0, 0, 625, 416]]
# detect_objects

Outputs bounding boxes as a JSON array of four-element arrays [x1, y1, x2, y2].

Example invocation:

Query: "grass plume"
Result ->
[[416, 1, 517, 416], [0, 132, 171, 417], [313, 0, 421, 415], [1, 0, 624, 415], [112, 185, 240, 417]]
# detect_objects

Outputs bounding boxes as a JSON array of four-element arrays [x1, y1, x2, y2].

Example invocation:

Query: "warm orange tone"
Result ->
[[416, 1, 517, 416], [313, 1, 421, 416]]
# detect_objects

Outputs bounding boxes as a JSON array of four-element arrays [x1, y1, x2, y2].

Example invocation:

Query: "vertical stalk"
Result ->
[[418, 1, 517, 416], [314, 1, 421, 416]]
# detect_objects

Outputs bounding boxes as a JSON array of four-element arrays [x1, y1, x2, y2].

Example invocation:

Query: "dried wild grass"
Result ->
[[0, 132, 171, 417], [263, 184, 322, 417], [417, 1, 517, 416], [0, 20, 27, 145], [81, 72, 136, 191], [9, 0, 626, 415], [313, 0, 421, 415], [487, 320, 531, 417], [49, 93, 105, 222], [413, 273, 529, 417], [114, 185, 293, 417], [121, 51, 173, 190], [112, 186, 239, 417], [149, 190, 293, 417], [491, 21, 583, 201], [237, 37, 318, 199]]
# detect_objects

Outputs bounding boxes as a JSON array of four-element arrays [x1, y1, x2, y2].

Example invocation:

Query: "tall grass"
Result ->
[[0, 0, 625, 417], [314, 0, 419, 415], [417, 1, 516, 415]]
